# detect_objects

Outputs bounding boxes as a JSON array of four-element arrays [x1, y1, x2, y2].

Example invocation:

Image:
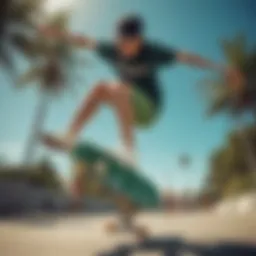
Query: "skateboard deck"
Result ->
[[71, 142, 160, 208]]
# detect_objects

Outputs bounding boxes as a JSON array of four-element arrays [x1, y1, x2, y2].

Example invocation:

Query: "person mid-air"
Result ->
[[41, 15, 243, 163]]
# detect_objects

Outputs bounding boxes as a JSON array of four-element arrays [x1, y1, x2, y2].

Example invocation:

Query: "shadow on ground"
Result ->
[[99, 237, 256, 256]]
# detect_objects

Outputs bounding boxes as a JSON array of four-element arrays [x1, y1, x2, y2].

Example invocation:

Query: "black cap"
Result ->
[[117, 15, 144, 37]]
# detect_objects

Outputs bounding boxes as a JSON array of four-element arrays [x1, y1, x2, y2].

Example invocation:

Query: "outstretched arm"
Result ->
[[38, 26, 97, 50], [176, 52, 225, 72], [176, 51, 244, 90]]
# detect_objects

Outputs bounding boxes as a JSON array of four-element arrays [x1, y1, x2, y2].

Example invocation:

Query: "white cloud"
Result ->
[[44, 0, 78, 14]]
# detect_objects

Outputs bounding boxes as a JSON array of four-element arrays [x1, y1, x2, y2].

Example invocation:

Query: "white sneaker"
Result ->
[[42, 133, 75, 151], [110, 147, 138, 169]]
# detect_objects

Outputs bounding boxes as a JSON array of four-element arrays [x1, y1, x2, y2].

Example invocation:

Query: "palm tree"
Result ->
[[18, 12, 83, 164], [205, 127, 256, 198], [0, 0, 43, 77], [201, 35, 256, 115], [200, 35, 256, 174]]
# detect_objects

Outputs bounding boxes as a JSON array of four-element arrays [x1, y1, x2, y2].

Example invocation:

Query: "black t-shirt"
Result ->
[[96, 41, 177, 107]]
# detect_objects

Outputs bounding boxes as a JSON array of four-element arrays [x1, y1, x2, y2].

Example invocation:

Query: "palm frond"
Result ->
[[222, 34, 248, 67], [14, 9, 88, 93], [245, 51, 256, 74], [42, 59, 64, 90], [10, 0, 43, 26], [0, 0, 43, 77], [17, 66, 43, 87], [207, 95, 231, 116], [199, 76, 234, 116], [0, 44, 15, 75], [198, 78, 228, 101], [0, 0, 9, 35], [11, 34, 37, 58], [47, 11, 70, 31], [200, 35, 256, 118], [12, 33, 54, 58]]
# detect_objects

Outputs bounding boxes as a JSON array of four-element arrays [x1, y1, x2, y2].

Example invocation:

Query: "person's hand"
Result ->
[[225, 66, 245, 94]]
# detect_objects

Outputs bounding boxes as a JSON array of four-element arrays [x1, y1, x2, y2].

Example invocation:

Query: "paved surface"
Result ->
[[0, 211, 255, 256]]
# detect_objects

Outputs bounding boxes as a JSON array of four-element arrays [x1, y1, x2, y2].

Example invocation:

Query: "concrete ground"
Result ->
[[0, 211, 255, 256]]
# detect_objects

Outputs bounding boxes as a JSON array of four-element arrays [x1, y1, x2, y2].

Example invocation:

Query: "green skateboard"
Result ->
[[71, 142, 159, 208], [71, 142, 160, 238]]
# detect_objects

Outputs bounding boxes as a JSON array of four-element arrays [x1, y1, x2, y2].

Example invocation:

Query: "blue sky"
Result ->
[[0, 0, 255, 192]]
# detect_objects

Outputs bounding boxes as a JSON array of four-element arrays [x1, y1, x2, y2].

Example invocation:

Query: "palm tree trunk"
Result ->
[[23, 86, 49, 164]]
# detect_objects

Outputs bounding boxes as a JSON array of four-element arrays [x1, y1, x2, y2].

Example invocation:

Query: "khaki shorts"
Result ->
[[131, 87, 158, 128]]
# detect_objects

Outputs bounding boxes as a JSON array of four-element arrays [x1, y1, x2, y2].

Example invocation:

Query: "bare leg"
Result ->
[[67, 81, 112, 138], [111, 84, 134, 152], [68, 82, 134, 150], [43, 81, 135, 154]]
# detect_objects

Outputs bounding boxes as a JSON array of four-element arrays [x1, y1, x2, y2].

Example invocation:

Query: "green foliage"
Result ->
[[17, 11, 84, 93], [204, 126, 256, 199], [200, 35, 256, 200], [222, 34, 248, 67], [0, 0, 43, 76], [1, 1, 83, 90], [0, 159, 62, 191], [200, 35, 256, 116]]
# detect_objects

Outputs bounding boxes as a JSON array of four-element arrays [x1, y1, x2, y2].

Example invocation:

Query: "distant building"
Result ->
[[0, 164, 117, 216], [161, 190, 199, 211], [0, 180, 72, 216]]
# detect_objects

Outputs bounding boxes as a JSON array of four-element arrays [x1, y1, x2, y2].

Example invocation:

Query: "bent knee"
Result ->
[[110, 82, 131, 98], [95, 81, 129, 94], [92, 81, 110, 97]]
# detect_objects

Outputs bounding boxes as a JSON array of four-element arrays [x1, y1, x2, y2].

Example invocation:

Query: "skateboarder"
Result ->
[[41, 15, 243, 162]]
